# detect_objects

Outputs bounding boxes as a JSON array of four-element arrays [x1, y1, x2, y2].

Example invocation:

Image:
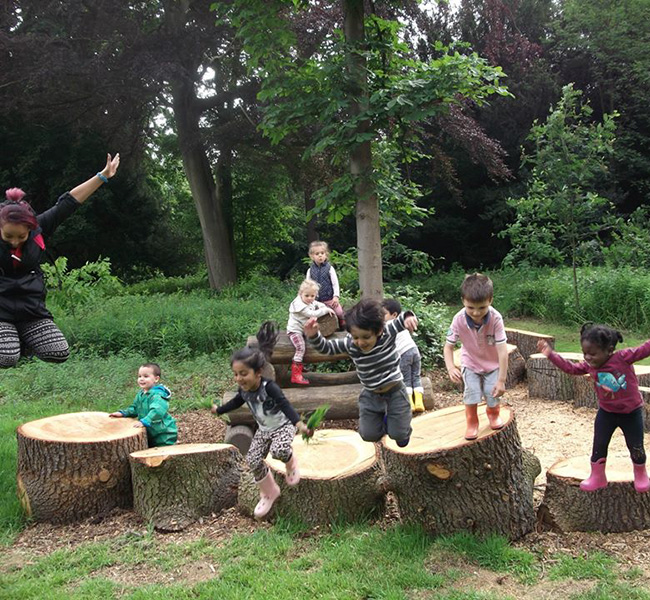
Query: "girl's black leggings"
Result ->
[[591, 406, 646, 464]]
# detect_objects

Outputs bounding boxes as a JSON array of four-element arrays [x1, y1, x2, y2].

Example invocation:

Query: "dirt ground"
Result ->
[[5, 369, 650, 594]]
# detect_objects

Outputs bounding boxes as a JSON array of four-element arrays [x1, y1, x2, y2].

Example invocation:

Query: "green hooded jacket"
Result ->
[[120, 384, 177, 446]]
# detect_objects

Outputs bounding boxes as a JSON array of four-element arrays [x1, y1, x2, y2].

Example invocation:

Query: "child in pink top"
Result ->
[[443, 273, 508, 440], [538, 323, 650, 493]]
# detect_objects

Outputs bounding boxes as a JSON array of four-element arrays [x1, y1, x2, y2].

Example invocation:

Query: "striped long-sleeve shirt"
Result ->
[[308, 312, 413, 391]]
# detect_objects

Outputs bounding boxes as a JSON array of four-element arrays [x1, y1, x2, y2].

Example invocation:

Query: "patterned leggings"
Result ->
[[288, 332, 306, 363], [0, 319, 70, 368], [246, 421, 296, 481]]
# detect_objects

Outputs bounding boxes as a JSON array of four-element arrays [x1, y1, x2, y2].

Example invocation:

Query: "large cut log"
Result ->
[[237, 429, 385, 525], [129, 443, 242, 531], [274, 365, 360, 388], [247, 331, 350, 363], [16, 411, 147, 523], [382, 404, 540, 540], [224, 424, 255, 455], [528, 353, 650, 405], [222, 377, 434, 426], [505, 328, 555, 360], [539, 454, 650, 533], [317, 312, 339, 337], [453, 344, 526, 389]]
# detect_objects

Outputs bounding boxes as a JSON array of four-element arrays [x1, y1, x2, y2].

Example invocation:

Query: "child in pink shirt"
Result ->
[[443, 273, 508, 440], [537, 323, 650, 493]]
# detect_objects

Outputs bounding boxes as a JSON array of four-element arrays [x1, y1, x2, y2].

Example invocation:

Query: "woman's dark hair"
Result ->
[[230, 321, 278, 371], [345, 299, 385, 334], [580, 322, 623, 351], [0, 188, 38, 230]]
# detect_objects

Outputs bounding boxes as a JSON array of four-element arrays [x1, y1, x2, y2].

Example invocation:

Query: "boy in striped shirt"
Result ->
[[304, 298, 418, 447]]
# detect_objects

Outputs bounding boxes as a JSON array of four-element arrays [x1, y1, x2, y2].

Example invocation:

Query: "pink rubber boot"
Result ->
[[580, 458, 608, 491], [464, 404, 479, 440], [486, 405, 504, 430], [254, 471, 281, 519], [633, 463, 650, 493], [285, 453, 300, 486]]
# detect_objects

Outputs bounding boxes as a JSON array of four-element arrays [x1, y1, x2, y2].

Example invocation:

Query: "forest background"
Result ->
[[2, 0, 649, 294]]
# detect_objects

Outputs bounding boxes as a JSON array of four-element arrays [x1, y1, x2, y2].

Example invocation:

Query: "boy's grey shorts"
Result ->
[[358, 381, 412, 443], [462, 367, 500, 407]]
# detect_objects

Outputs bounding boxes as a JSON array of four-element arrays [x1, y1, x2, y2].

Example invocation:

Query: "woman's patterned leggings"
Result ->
[[246, 421, 296, 481], [0, 319, 70, 368]]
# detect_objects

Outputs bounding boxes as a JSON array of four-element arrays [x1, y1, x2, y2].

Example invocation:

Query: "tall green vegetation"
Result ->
[[501, 84, 618, 305]]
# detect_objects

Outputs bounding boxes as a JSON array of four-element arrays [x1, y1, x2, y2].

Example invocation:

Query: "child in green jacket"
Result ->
[[110, 362, 177, 446]]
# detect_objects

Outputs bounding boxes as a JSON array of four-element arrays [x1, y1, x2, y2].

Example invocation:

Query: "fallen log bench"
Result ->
[[453, 344, 526, 389], [246, 331, 351, 363], [129, 443, 243, 532], [16, 412, 147, 523], [539, 454, 650, 533], [528, 353, 650, 407], [381, 404, 540, 540], [237, 429, 385, 525], [505, 327, 555, 360], [222, 376, 435, 428]]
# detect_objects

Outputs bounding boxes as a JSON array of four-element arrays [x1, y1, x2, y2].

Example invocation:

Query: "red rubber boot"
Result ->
[[290, 361, 309, 385], [464, 404, 479, 440]]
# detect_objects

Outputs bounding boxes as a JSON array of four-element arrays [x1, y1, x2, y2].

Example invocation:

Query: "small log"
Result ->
[[237, 429, 385, 525], [505, 328, 555, 360], [539, 454, 650, 533], [276, 368, 360, 388], [317, 312, 339, 337], [382, 404, 540, 540], [224, 424, 255, 455], [129, 443, 243, 531], [222, 377, 435, 426], [526, 352, 583, 401], [453, 344, 526, 389], [247, 331, 350, 363], [16, 412, 147, 523]]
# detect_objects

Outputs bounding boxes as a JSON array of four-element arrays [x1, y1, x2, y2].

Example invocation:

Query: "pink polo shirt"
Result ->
[[446, 306, 507, 373]]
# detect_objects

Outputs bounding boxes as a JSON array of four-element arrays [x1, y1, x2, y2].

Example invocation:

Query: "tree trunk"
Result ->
[[129, 443, 242, 531], [237, 429, 385, 525], [222, 377, 435, 426], [505, 328, 555, 361], [539, 454, 650, 533], [343, 0, 383, 299], [275, 367, 360, 388], [526, 352, 582, 401], [247, 331, 351, 363], [16, 412, 147, 523], [382, 404, 540, 540]]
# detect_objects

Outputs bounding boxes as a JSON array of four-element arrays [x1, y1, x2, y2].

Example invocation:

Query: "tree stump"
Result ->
[[224, 424, 255, 455], [16, 411, 147, 523], [129, 443, 242, 531], [526, 352, 583, 401], [539, 454, 650, 533], [453, 344, 526, 389], [237, 429, 385, 525], [505, 328, 555, 360], [382, 404, 540, 540], [222, 377, 435, 426], [247, 331, 350, 363], [317, 312, 339, 337]]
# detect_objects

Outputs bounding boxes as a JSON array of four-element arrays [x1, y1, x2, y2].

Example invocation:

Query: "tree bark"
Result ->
[[237, 429, 385, 525], [165, 2, 237, 290], [129, 443, 243, 531], [539, 454, 650, 533], [222, 377, 435, 426], [505, 328, 555, 361], [247, 331, 351, 363], [343, 0, 383, 299], [16, 412, 147, 524], [526, 352, 582, 402], [382, 404, 540, 540]]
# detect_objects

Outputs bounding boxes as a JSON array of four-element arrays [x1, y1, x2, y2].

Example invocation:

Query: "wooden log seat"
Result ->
[[237, 429, 385, 525], [317, 312, 339, 338], [16, 411, 147, 523], [274, 366, 360, 388], [221, 377, 435, 426], [505, 327, 555, 361], [528, 353, 650, 406], [247, 331, 351, 363], [453, 344, 526, 389], [539, 454, 650, 533], [382, 404, 541, 540], [129, 443, 243, 531]]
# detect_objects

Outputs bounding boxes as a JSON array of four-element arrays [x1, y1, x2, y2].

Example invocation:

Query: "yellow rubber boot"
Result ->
[[413, 389, 425, 413]]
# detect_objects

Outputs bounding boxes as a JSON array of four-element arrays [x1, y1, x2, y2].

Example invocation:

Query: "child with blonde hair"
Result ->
[[287, 279, 335, 385], [306, 241, 345, 327]]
